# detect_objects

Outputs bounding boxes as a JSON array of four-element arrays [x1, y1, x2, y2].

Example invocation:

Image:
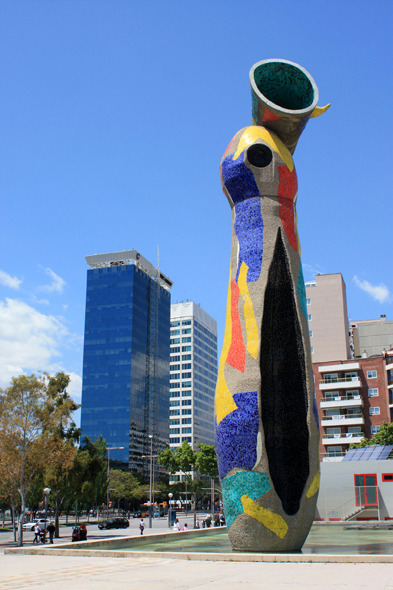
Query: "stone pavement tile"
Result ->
[[1, 556, 393, 590]]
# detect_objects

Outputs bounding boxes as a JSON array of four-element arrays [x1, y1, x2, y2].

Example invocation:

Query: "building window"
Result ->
[[182, 381, 192, 388], [170, 321, 180, 327], [182, 320, 191, 326], [348, 426, 362, 434], [182, 427, 192, 434], [170, 364, 180, 371], [382, 474, 393, 482], [368, 388, 379, 397], [182, 418, 192, 424], [169, 383, 180, 389], [369, 407, 380, 415], [170, 400, 180, 407], [170, 409, 180, 416], [170, 329, 180, 336], [170, 437, 180, 444], [170, 419, 180, 425], [182, 390, 191, 397], [170, 391, 180, 398], [170, 428, 180, 434], [182, 346, 192, 352], [170, 338, 180, 344], [170, 355, 180, 362], [182, 328, 191, 334], [367, 370, 377, 379], [182, 363, 192, 370], [306, 299, 311, 305], [309, 331, 313, 338], [371, 425, 380, 435], [182, 354, 191, 361], [171, 347, 181, 353], [308, 314, 312, 321], [170, 373, 180, 380], [323, 373, 338, 383], [182, 372, 192, 379], [182, 337, 192, 343], [182, 399, 192, 406], [182, 409, 192, 415], [182, 437, 192, 443]]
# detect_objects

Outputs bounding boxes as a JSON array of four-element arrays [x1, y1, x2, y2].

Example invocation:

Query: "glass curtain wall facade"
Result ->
[[81, 251, 171, 477], [169, 302, 217, 462]]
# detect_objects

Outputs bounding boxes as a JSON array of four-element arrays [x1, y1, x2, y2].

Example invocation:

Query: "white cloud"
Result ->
[[38, 267, 66, 294], [0, 270, 22, 290], [353, 276, 392, 304], [0, 298, 69, 387]]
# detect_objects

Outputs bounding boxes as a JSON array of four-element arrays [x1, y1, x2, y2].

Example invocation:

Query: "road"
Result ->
[[0, 513, 211, 553]]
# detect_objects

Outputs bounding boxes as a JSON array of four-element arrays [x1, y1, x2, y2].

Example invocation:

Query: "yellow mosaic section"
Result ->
[[237, 262, 258, 360], [310, 103, 331, 118], [233, 126, 294, 172], [241, 495, 288, 539], [306, 468, 320, 499], [215, 273, 238, 426]]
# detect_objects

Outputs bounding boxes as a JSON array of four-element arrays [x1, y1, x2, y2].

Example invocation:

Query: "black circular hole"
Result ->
[[247, 144, 273, 168]]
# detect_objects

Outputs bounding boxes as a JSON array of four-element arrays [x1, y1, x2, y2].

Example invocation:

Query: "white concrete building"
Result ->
[[169, 302, 217, 466]]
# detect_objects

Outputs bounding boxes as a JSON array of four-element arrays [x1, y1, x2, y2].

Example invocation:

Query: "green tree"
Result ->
[[0, 372, 80, 545], [109, 469, 140, 511], [350, 422, 393, 449]]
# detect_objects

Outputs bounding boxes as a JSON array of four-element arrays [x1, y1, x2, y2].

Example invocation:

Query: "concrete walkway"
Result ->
[[1, 553, 393, 589]]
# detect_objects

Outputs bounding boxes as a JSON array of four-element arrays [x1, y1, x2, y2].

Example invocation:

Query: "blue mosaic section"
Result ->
[[296, 264, 307, 320], [222, 470, 271, 529], [251, 91, 258, 124], [221, 151, 259, 205], [234, 198, 264, 283], [215, 391, 259, 480], [313, 388, 319, 430]]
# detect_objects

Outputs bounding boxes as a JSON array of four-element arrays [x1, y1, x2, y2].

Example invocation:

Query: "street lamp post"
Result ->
[[168, 492, 173, 529], [107, 447, 124, 520], [43, 487, 51, 543], [149, 435, 153, 529]]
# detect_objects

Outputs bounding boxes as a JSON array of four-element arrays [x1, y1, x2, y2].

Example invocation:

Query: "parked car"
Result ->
[[132, 511, 142, 519], [98, 517, 129, 530]]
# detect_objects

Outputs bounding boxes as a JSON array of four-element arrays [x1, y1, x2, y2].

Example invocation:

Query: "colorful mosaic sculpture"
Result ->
[[215, 59, 329, 552]]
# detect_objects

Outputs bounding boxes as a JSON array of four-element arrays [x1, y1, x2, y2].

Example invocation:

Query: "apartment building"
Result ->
[[314, 356, 390, 461], [305, 274, 350, 363]]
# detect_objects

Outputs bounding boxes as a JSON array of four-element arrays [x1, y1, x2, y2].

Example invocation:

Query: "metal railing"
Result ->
[[322, 414, 363, 421], [322, 432, 364, 439], [322, 393, 362, 402]]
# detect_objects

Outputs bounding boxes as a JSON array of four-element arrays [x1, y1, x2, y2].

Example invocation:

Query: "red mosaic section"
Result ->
[[262, 108, 280, 123], [278, 197, 297, 252], [278, 165, 298, 201], [225, 279, 246, 372]]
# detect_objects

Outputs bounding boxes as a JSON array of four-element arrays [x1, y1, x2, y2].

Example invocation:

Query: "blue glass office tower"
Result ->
[[80, 250, 172, 476]]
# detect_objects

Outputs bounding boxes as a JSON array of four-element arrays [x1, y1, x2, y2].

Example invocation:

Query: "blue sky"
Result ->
[[1, 0, 392, 415]]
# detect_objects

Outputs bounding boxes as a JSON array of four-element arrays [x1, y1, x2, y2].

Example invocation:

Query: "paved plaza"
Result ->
[[1, 553, 393, 590]]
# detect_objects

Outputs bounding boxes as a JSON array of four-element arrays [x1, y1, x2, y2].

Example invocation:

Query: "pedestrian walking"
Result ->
[[47, 522, 56, 544], [195, 518, 200, 529], [139, 518, 145, 535], [33, 524, 41, 544]]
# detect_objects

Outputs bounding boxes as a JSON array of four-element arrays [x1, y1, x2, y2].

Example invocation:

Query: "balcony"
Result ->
[[319, 376, 362, 391], [322, 432, 364, 445], [321, 414, 365, 427], [320, 395, 363, 409], [318, 362, 361, 373]]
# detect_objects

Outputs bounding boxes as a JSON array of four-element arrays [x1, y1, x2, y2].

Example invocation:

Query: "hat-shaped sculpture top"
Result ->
[[250, 59, 329, 154]]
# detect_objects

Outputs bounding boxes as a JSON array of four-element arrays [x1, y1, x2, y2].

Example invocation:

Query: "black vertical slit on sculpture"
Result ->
[[260, 228, 309, 516]]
